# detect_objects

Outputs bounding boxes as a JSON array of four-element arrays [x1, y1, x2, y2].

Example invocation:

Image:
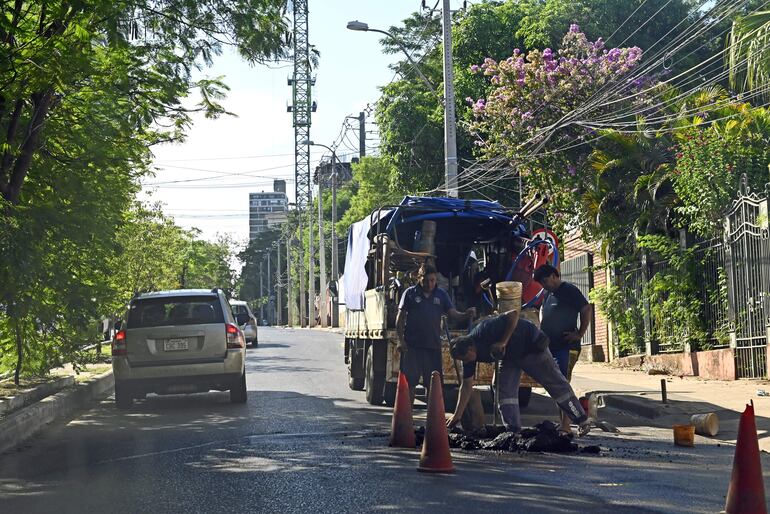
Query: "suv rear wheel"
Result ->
[[115, 382, 133, 410], [230, 372, 247, 404]]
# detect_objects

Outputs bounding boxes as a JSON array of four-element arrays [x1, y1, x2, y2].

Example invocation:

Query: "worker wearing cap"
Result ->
[[446, 310, 590, 436], [396, 264, 476, 402]]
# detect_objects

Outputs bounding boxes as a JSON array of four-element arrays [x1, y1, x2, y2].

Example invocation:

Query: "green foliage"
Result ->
[[589, 284, 643, 356], [637, 235, 706, 352], [338, 157, 402, 235], [0, 1, 286, 380], [672, 107, 770, 238]]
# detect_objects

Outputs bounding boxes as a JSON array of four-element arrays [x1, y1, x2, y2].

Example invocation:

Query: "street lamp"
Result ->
[[301, 139, 335, 328], [347, 9, 458, 198], [346, 21, 436, 92]]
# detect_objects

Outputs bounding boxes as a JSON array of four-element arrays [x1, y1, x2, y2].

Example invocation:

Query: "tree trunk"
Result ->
[[5, 90, 54, 204], [13, 315, 23, 386]]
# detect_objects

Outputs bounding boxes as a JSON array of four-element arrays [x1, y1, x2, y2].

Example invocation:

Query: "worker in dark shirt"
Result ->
[[534, 263, 593, 435], [447, 311, 590, 435], [469, 271, 496, 317], [397, 264, 476, 402]]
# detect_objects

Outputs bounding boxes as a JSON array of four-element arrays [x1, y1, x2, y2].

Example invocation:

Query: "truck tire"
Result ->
[[519, 386, 532, 409], [365, 343, 386, 405], [383, 381, 397, 407], [348, 344, 365, 391], [115, 382, 133, 410]]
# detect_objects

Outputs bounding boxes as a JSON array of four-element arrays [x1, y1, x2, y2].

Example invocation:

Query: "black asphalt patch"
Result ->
[[415, 420, 603, 454]]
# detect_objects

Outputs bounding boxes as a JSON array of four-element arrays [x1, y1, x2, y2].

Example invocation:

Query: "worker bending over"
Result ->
[[447, 311, 590, 436]]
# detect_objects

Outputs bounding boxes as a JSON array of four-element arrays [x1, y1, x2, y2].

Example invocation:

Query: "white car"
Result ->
[[230, 300, 259, 347]]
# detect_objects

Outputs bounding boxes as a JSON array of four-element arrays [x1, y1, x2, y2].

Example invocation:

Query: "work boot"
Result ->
[[577, 421, 591, 437]]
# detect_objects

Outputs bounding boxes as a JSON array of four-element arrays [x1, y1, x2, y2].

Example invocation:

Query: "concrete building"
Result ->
[[249, 180, 288, 240]]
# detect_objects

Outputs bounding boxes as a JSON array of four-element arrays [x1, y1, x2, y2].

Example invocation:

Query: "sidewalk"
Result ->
[[569, 361, 770, 451]]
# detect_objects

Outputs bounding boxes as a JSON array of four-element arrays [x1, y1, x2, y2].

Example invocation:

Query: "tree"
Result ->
[[0, 1, 290, 204], [337, 157, 402, 235], [0, 1, 289, 382], [726, 4, 770, 92], [374, 0, 712, 199]]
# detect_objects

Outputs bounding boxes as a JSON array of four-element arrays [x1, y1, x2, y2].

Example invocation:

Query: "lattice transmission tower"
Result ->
[[288, 0, 315, 326]]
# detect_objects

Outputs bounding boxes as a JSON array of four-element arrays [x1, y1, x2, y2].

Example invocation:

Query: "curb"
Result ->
[[597, 393, 671, 419], [0, 370, 114, 454], [0, 376, 75, 416]]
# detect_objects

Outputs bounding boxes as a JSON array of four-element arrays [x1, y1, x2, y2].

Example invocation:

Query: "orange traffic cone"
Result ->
[[725, 401, 767, 514], [390, 372, 416, 448], [418, 371, 454, 473]]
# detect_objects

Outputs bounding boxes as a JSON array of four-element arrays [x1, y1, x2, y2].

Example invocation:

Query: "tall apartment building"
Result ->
[[249, 180, 288, 240]]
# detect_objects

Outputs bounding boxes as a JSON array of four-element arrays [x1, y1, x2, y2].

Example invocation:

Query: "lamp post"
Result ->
[[303, 140, 340, 327], [301, 139, 330, 327], [347, 14, 459, 198]]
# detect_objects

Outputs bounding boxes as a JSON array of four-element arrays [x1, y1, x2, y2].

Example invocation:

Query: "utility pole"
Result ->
[[358, 111, 366, 158], [276, 242, 282, 325], [308, 205, 316, 328], [331, 162, 339, 327], [318, 170, 327, 327], [441, 0, 459, 198], [259, 260, 264, 322], [289, 0, 313, 327], [267, 250, 271, 325], [286, 237, 293, 326]]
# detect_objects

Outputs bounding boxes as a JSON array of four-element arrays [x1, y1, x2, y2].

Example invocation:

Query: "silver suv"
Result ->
[[111, 289, 247, 409]]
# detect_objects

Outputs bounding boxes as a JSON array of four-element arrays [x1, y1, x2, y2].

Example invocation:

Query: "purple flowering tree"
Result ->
[[467, 25, 645, 230]]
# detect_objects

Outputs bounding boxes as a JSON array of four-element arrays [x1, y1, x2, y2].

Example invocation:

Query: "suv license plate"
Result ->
[[164, 338, 189, 351]]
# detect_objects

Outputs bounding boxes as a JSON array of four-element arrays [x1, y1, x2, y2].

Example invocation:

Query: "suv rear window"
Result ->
[[128, 296, 225, 328], [231, 305, 250, 317]]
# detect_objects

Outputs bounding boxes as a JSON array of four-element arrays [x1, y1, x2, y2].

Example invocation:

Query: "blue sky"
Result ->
[[143, 1, 455, 243]]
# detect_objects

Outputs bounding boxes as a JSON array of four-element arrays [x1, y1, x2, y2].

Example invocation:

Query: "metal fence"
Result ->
[[613, 177, 770, 378]]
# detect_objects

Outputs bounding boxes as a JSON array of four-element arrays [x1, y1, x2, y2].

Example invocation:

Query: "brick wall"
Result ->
[[561, 231, 610, 362]]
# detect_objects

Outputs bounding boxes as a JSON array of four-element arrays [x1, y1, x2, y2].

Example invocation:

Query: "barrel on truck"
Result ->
[[341, 196, 551, 409]]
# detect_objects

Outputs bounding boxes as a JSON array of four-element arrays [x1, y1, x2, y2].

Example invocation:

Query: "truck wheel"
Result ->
[[365, 344, 385, 405], [383, 381, 397, 407], [518, 386, 532, 409], [348, 345, 365, 391], [115, 382, 133, 410]]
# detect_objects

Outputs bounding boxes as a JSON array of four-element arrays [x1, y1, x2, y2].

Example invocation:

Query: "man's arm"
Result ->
[[446, 376, 475, 428], [578, 303, 593, 338], [490, 310, 520, 357], [448, 307, 476, 323], [563, 303, 593, 344], [396, 309, 407, 352]]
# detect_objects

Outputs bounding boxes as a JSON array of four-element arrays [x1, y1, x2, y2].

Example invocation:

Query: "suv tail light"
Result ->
[[226, 323, 245, 349], [112, 330, 127, 356]]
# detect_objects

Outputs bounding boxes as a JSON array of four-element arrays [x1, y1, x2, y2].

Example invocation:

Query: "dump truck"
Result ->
[[342, 195, 554, 409]]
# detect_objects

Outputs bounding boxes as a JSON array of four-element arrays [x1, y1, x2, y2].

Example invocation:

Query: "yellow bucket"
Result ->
[[673, 424, 695, 447]]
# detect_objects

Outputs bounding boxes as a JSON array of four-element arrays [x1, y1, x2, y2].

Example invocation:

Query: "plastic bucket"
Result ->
[[690, 413, 719, 437], [673, 424, 695, 447], [496, 281, 522, 313]]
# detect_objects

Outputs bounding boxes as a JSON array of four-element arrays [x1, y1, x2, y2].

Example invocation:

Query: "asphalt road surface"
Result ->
[[0, 328, 761, 513]]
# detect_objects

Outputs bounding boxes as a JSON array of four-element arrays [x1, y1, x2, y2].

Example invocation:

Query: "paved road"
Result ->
[[0, 328, 761, 513]]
